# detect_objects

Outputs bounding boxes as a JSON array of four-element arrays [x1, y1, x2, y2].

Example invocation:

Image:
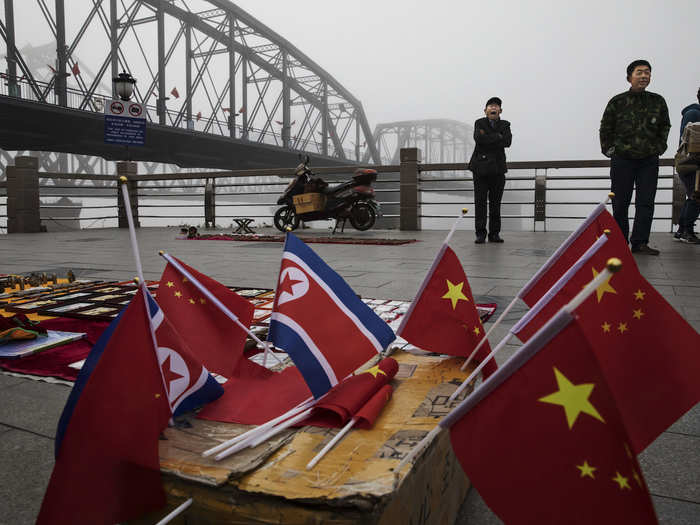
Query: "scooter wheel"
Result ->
[[349, 203, 376, 231], [274, 205, 300, 232]]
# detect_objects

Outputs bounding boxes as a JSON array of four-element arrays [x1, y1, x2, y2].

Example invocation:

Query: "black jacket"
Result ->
[[469, 117, 512, 175]]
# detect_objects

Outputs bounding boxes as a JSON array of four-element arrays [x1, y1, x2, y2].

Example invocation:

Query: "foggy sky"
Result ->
[[235, 0, 700, 161]]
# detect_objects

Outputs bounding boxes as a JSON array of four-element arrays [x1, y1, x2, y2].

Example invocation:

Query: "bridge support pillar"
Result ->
[[117, 161, 140, 229], [204, 178, 216, 229], [399, 148, 421, 231], [6, 156, 41, 233]]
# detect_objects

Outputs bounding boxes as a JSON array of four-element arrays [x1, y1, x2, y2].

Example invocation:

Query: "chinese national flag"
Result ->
[[444, 312, 658, 524], [170, 86, 180, 98], [71, 62, 80, 76], [157, 257, 254, 377], [514, 229, 700, 453], [520, 205, 619, 306], [301, 357, 398, 428], [397, 245, 496, 377]]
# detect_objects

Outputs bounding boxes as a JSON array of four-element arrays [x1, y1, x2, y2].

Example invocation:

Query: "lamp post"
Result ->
[[113, 71, 136, 101]]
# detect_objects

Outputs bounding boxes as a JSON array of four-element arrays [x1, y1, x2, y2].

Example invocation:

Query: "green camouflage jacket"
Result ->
[[599, 90, 670, 159]]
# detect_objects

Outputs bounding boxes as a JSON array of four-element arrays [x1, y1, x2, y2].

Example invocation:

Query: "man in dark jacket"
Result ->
[[469, 97, 512, 244], [600, 59, 670, 255], [674, 87, 700, 244]]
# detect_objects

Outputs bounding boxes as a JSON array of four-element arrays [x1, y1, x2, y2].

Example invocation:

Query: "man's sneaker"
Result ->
[[488, 234, 504, 243], [631, 243, 660, 255], [475, 235, 486, 244], [673, 230, 683, 241], [681, 232, 700, 244]]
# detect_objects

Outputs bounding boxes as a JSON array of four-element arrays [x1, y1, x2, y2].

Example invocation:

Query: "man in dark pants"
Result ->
[[469, 97, 512, 244], [600, 59, 671, 255], [674, 87, 700, 244]]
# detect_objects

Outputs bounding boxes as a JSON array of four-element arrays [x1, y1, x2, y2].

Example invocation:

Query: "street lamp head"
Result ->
[[113, 72, 136, 101]]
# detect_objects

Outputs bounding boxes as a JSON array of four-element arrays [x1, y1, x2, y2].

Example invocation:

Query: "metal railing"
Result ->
[[0, 155, 682, 233]]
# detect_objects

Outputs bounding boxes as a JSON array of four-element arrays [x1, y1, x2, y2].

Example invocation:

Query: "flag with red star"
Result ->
[[441, 311, 658, 524], [513, 225, 700, 453], [38, 287, 223, 524], [158, 256, 254, 378], [396, 244, 496, 377], [299, 357, 398, 429]]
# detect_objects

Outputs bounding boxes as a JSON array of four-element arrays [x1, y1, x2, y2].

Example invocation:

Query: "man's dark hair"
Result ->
[[626, 59, 651, 78]]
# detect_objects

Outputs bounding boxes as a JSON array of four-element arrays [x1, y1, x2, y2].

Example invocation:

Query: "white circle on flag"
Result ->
[[157, 346, 190, 404], [277, 266, 308, 306]]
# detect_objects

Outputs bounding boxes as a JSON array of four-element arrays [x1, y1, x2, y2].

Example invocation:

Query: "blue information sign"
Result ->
[[104, 115, 146, 146]]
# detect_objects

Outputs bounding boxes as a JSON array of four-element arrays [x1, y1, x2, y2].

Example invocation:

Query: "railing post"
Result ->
[[204, 178, 216, 229], [534, 169, 547, 231], [6, 156, 41, 233], [117, 161, 139, 228], [671, 172, 685, 231], [400, 147, 421, 231]]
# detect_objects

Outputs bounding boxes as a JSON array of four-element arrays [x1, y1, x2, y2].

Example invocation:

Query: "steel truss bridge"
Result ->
[[0, 0, 382, 180]]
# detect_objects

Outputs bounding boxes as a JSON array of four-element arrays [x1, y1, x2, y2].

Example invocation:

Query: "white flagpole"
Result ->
[[154, 498, 193, 525], [306, 417, 357, 470], [118, 177, 172, 416], [459, 297, 518, 371], [159, 251, 283, 366], [443, 207, 469, 247], [201, 395, 315, 457], [394, 258, 623, 483]]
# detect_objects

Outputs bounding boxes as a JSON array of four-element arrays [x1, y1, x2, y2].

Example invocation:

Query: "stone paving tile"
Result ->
[[667, 404, 700, 437], [672, 285, 700, 297], [680, 306, 700, 321], [0, 429, 54, 525], [0, 373, 26, 389], [639, 433, 700, 503], [0, 381, 70, 438], [651, 496, 700, 525]]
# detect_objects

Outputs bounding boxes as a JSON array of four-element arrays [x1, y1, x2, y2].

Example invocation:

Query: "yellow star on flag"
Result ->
[[601, 321, 611, 333], [576, 460, 596, 479], [182, 277, 189, 283], [612, 472, 631, 490], [174, 290, 182, 298], [634, 289, 645, 301], [188, 298, 195, 304], [473, 326, 481, 336], [442, 279, 469, 310], [618, 322, 628, 334], [539, 367, 605, 429], [590, 267, 617, 302], [199, 298, 206, 304], [361, 364, 387, 379], [165, 281, 174, 288], [632, 309, 644, 320]]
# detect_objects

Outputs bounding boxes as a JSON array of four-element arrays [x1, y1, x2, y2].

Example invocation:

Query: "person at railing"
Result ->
[[600, 59, 671, 256], [674, 86, 700, 245], [468, 97, 512, 244]]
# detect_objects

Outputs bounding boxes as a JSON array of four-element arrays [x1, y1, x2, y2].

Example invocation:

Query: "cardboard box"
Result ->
[[292, 192, 326, 214], [129, 350, 477, 525]]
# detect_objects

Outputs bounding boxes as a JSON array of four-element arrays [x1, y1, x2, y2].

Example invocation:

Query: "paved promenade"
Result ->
[[0, 226, 698, 524]]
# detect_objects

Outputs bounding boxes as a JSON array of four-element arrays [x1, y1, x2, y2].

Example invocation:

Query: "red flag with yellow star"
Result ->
[[397, 245, 495, 377], [158, 257, 254, 378], [299, 357, 398, 428], [513, 229, 700, 453], [441, 311, 658, 524]]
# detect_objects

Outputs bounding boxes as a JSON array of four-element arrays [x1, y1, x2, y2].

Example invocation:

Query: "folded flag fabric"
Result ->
[[158, 256, 254, 378], [38, 289, 223, 524], [397, 244, 496, 378], [355, 384, 394, 429], [300, 357, 398, 428], [268, 233, 395, 398], [513, 227, 700, 453], [442, 311, 658, 525]]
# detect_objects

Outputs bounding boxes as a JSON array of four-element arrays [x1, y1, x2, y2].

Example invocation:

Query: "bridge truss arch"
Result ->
[[0, 0, 380, 169]]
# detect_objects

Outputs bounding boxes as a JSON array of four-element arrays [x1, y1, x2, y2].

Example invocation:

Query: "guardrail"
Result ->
[[0, 150, 683, 234]]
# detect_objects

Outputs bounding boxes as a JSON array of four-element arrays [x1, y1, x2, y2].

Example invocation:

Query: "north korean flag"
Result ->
[[268, 233, 395, 398]]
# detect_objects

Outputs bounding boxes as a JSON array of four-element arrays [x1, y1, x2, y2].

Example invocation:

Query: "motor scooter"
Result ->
[[273, 157, 379, 233]]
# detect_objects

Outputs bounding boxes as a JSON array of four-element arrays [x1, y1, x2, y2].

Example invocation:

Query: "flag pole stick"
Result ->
[[394, 257, 622, 484], [159, 252, 283, 366], [443, 208, 468, 247], [154, 498, 193, 525], [459, 297, 518, 371], [306, 417, 357, 470], [119, 178, 172, 415], [201, 396, 315, 457]]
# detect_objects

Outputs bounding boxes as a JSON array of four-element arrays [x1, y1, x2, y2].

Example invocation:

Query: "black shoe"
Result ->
[[475, 235, 486, 244], [631, 243, 660, 255], [488, 234, 504, 243], [680, 232, 700, 244], [673, 230, 683, 241]]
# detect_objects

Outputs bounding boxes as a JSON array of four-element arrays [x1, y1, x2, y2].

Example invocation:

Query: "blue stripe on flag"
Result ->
[[268, 318, 332, 398], [172, 373, 223, 418], [283, 233, 395, 349], [54, 308, 126, 458]]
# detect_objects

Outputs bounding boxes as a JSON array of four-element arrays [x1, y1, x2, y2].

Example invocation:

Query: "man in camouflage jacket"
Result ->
[[600, 59, 670, 255]]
